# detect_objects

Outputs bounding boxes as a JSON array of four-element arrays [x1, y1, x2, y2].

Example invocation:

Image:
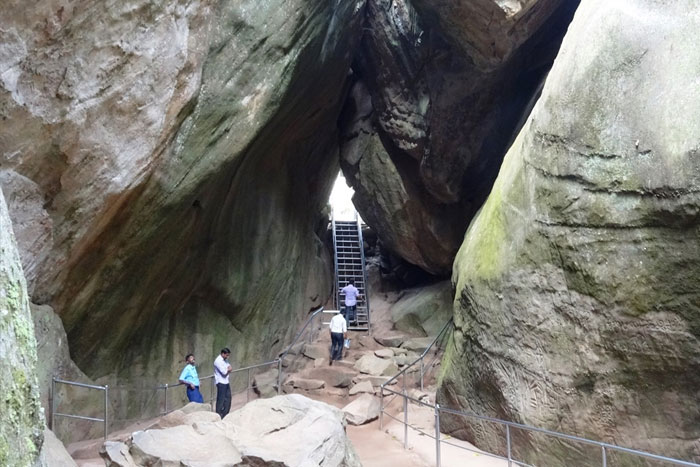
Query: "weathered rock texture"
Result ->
[[0, 0, 364, 382], [0, 189, 43, 465], [339, 0, 579, 275], [438, 0, 700, 464], [390, 280, 452, 336], [101, 394, 361, 466]]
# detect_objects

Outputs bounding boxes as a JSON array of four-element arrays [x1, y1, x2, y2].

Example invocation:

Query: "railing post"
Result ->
[[210, 378, 215, 409], [506, 424, 512, 466], [164, 384, 168, 415], [379, 388, 384, 430], [403, 391, 408, 449], [403, 371, 406, 393], [602, 446, 607, 467], [103, 385, 109, 440], [420, 358, 424, 392], [435, 403, 441, 467], [50, 377, 56, 431], [277, 359, 282, 395], [247, 368, 251, 402]]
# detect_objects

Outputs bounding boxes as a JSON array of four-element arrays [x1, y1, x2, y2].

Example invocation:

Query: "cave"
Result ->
[[1, 0, 699, 465]]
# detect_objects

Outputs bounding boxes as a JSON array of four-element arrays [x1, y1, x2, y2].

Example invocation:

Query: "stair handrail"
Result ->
[[355, 212, 371, 333], [278, 305, 325, 362], [381, 318, 453, 391]]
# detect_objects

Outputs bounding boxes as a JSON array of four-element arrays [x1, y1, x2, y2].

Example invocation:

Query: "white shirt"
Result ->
[[329, 313, 347, 333], [214, 354, 231, 384]]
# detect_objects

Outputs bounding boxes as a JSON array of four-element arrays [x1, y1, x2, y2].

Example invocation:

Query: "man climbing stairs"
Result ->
[[332, 214, 370, 331]]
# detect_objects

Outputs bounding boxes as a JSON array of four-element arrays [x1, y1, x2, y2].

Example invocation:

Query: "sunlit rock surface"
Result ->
[[0, 0, 364, 381], [438, 0, 700, 463]]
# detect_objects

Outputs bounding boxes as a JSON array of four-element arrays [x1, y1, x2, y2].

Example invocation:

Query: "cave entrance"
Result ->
[[328, 172, 370, 331]]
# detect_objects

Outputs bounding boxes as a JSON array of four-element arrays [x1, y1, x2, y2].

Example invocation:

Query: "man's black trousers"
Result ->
[[216, 383, 231, 418], [331, 332, 344, 361]]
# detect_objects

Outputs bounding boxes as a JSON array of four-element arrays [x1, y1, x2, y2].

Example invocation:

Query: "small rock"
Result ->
[[400, 337, 435, 352], [374, 335, 405, 347], [307, 367, 354, 388], [253, 368, 279, 398], [354, 354, 399, 376], [353, 374, 397, 387], [100, 441, 134, 467], [349, 381, 374, 396], [292, 378, 325, 390], [391, 346, 408, 355], [180, 401, 212, 414], [342, 394, 381, 425], [374, 348, 394, 359]]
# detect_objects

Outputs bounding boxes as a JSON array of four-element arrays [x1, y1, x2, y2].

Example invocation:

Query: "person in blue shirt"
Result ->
[[178, 353, 204, 403]]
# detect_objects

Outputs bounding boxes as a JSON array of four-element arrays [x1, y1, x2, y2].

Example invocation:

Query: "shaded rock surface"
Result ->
[[0, 0, 364, 386], [0, 189, 43, 465], [339, 0, 580, 275], [438, 0, 700, 464], [390, 281, 452, 336]]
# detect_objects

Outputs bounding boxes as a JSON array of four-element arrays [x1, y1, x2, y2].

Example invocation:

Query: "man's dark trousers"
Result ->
[[331, 332, 344, 360], [216, 383, 231, 419]]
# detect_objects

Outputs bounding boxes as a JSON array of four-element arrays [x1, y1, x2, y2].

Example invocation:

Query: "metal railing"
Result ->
[[379, 321, 700, 467], [49, 306, 325, 442], [51, 378, 109, 440]]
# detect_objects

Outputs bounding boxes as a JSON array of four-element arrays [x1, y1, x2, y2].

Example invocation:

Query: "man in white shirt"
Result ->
[[213, 348, 233, 418], [341, 279, 362, 325], [329, 311, 347, 365]]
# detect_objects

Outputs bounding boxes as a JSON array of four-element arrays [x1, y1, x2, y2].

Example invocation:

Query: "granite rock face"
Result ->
[[0, 0, 364, 382], [438, 0, 700, 463], [0, 189, 43, 465], [339, 0, 579, 275]]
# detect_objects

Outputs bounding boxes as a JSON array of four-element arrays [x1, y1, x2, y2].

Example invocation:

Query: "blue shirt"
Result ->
[[179, 364, 200, 387]]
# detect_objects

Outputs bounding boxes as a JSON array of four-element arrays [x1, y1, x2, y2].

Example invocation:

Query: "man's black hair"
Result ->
[[221, 348, 231, 354], [348, 279, 355, 285], [185, 353, 194, 362]]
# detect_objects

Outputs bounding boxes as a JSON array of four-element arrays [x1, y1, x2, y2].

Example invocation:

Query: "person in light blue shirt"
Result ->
[[178, 353, 204, 403]]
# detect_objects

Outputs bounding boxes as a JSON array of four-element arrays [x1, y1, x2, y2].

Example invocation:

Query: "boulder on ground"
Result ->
[[349, 381, 375, 396], [354, 374, 396, 387], [374, 348, 394, 359], [37, 428, 78, 467], [342, 394, 381, 425], [180, 402, 212, 414], [374, 335, 404, 348], [401, 337, 434, 352], [306, 367, 354, 388], [354, 354, 399, 376], [226, 394, 361, 466], [291, 378, 325, 390], [130, 425, 242, 466], [100, 441, 136, 467], [252, 368, 279, 398]]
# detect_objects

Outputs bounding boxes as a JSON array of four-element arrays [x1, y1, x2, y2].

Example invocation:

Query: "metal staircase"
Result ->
[[332, 212, 370, 331]]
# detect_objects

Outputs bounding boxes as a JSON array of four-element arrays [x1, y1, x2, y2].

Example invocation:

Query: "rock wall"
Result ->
[[339, 0, 579, 275], [0, 189, 43, 465], [0, 0, 364, 382], [438, 0, 700, 463]]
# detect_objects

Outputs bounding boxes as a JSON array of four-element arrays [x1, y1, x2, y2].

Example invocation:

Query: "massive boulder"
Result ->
[[0, 189, 43, 465], [0, 0, 364, 383], [438, 0, 700, 464], [339, 0, 579, 275], [101, 394, 361, 466]]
